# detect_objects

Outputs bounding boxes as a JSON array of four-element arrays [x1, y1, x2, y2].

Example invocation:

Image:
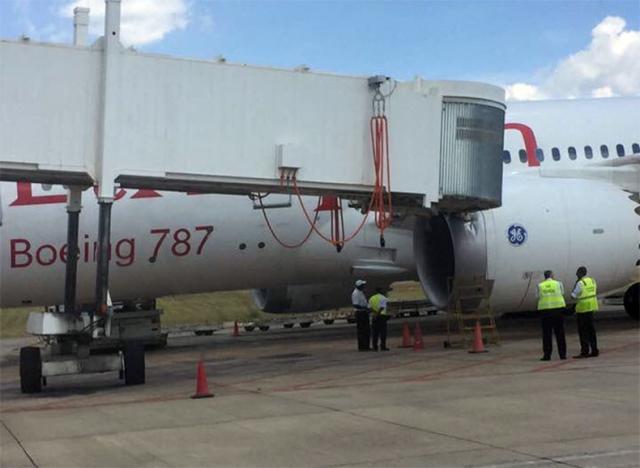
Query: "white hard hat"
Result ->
[[355, 279, 367, 287]]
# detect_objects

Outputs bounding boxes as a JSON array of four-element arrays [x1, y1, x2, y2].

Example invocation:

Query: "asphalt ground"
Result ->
[[1, 310, 638, 467]]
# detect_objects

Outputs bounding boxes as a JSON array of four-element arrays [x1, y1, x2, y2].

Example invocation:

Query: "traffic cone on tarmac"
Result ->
[[469, 320, 488, 353], [191, 360, 214, 399], [413, 322, 424, 351], [232, 320, 240, 337], [399, 321, 412, 348]]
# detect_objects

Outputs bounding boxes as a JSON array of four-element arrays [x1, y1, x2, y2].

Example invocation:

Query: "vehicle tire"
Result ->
[[244, 325, 255, 332], [299, 321, 312, 328], [443, 341, 451, 349], [194, 330, 214, 336], [624, 283, 639, 320], [259, 325, 270, 331], [283, 323, 294, 329], [123, 342, 145, 386], [346, 317, 356, 324], [20, 347, 42, 394], [323, 319, 334, 325]]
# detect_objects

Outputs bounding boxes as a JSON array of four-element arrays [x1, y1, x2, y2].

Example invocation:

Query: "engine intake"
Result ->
[[413, 213, 487, 309]]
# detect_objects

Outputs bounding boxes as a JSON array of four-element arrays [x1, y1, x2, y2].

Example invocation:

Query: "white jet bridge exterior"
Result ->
[[0, 1, 505, 210], [0, 0, 505, 392]]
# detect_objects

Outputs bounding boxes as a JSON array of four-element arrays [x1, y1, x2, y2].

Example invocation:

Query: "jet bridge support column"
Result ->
[[63, 187, 82, 315], [95, 199, 112, 317]]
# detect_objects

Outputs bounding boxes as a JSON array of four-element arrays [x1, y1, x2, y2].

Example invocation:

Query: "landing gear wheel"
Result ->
[[299, 322, 312, 328], [123, 342, 145, 386], [624, 283, 639, 320], [20, 347, 42, 394]]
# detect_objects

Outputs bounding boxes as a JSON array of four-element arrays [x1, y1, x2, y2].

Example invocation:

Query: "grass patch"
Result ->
[[0, 281, 425, 337]]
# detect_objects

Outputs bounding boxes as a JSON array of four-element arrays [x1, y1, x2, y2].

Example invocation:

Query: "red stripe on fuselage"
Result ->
[[505, 123, 539, 167]]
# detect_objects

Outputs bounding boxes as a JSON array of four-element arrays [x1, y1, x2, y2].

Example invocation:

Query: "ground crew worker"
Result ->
[[536, 270, 567, 361], [369, 287, 390, 351], [571, 266, 599, 358], [351, 280, 371, 351]]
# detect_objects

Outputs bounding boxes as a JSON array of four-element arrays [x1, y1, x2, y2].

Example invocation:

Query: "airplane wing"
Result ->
[[538, 155, 640, 192], [590, 153, 640, 167]]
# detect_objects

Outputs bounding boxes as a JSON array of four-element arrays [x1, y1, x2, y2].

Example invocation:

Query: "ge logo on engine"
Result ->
[[507, 224, 527, 246]]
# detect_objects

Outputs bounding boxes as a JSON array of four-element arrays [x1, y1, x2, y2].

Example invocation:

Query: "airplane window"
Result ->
[[568, 146, 577, 160], [536, 148, 544, 162], [633, 143, 640, 154], [518, 149, 527, 163], [616, 144, 625, 157], [502, 150, 511, 164], [600, 145, 609, 158], [552, 147, 560, 161], [584, 146, 593, 159]]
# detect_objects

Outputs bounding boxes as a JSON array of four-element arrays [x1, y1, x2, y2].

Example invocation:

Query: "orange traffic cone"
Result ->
[[413, 322, 424, 351], [232, 320, 240, 337], [469, 321, 488, 353], [191, 360, 214, 399], [399, 321, 412, 348]]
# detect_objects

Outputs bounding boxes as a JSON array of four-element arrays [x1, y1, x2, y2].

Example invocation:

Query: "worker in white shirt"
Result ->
[[351, 279, 371, 351]]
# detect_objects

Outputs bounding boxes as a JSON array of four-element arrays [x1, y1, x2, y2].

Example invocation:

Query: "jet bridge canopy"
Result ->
[[0, 0, 505, 212]]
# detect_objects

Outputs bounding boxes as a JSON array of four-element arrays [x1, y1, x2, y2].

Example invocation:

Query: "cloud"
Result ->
[[60, 0, 189, 46], [506, 16, 640, 101], [505, 83, 547, 101]]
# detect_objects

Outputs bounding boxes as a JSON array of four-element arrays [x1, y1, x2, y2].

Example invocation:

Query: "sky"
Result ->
[[1, 0, 639, 100]]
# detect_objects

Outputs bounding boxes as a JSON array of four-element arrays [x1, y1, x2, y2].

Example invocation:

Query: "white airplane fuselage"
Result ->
[[0, 97, 638, 312]]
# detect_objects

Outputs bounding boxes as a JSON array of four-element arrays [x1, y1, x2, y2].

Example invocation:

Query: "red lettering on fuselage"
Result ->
[[8, 183, 166, 207], [9, 182, 67, 206], [10, 239, 33, 267]]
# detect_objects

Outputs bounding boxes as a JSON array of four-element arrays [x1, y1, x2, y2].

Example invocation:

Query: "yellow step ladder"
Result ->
[[443, 276, 500, 349]]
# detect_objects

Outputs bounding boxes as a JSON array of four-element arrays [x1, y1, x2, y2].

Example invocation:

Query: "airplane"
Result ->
[[0, 97, 638, 320]]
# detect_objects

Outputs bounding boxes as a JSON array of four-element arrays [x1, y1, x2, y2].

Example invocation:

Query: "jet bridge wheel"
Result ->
[[20, 347, 42, 394], [123, 342, 145, 386], [624, 283, 639, 320]]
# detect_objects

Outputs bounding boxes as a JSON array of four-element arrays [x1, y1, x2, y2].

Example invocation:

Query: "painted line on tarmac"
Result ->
[[475, 448, 640, 467], [532, 340, 639, 372], [269, 356, 428, 392]]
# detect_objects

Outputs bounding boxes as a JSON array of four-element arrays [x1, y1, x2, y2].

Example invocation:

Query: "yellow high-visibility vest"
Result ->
[[368, 293, 387, 315], [537, 279, 566, 310], [575, 277, 598, 313]]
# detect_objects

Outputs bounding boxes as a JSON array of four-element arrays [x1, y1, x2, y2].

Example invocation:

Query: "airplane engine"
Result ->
[[252, 283, 355, 314], [414, 177, 640, 315]]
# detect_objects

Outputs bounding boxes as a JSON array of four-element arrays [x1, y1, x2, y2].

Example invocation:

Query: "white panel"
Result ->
[[0, 42, 99, 175]]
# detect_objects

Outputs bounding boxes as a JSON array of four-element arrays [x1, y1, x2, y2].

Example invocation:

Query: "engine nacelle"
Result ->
[[414, 176, 640, 313]]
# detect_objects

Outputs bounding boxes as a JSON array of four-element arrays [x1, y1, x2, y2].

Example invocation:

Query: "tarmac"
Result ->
[[1, 310, 638, 467]]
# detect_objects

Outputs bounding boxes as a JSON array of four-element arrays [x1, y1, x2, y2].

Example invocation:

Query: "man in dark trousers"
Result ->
[[536, 270, 567, 361], [571, 266, 599, 358], [351, 279, 371, 351], [369, 287, 390, 351]]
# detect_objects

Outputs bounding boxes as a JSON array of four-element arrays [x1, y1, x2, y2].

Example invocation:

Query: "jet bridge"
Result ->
[[0, 0, 505, 391], [0, 1, 505, 210]]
